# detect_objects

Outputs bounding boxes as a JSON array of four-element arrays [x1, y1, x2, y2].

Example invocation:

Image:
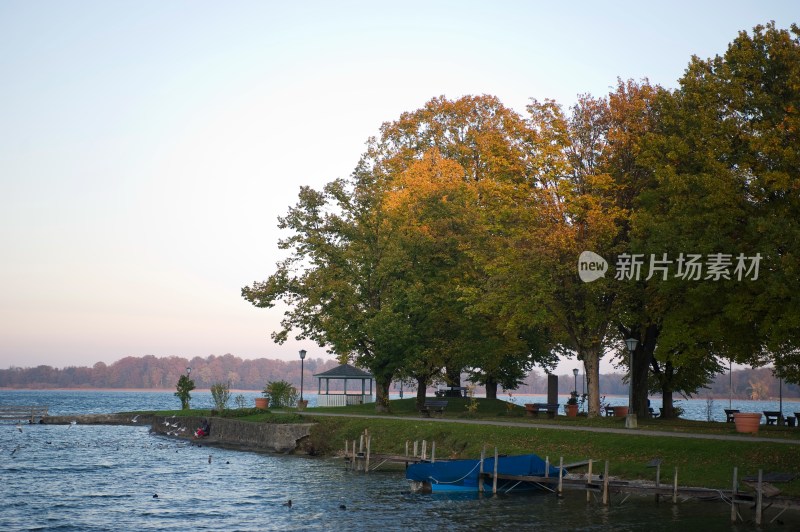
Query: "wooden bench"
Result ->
[[724, 409, 740, 423], [420, 399, 448, 417], [763, 411, 781, 425], [524, 403, 559, 419]]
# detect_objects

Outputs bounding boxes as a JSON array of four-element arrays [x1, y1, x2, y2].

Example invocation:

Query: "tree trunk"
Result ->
[[631, 324, 659, 418], [659, 361, 676, 419], [415, 376, 428, 411], [374, 376, 391, 413], [485, 379, 498, 400], [582, 346, 602, 417], [445, 366, 461, 387]]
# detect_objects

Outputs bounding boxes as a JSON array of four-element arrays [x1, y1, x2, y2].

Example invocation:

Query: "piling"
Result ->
[[558, 457, 564, 497], [602, 461, 609, 505], [492, 447, 499, 494], [756, 469, 763, 525], [586, 460, 593, 502], [478, 446, 485, 493]]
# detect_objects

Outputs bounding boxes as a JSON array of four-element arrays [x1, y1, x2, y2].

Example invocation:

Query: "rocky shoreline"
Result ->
[[41, 413, 315, 454]]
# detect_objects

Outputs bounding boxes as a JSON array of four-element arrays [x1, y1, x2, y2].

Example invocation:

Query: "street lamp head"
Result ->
[[625, 337, 638, 354], [573, 368, 579, 377], [186, 367, 191, 375], [299, 349, 307, 360]]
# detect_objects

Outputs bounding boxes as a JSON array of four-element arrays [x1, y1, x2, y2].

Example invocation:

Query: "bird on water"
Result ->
[[283, 500, 292, 508]]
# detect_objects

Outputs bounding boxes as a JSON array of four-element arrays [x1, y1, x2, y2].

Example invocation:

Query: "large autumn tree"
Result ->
[[633, 22, 800, 395]]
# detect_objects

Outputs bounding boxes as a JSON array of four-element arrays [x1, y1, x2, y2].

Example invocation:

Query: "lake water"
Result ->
[[1, 390, 797, 530]]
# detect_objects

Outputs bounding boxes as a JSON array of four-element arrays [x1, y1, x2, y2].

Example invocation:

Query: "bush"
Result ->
[[263, 380, 299, 409], [210, 382, 231, 411]]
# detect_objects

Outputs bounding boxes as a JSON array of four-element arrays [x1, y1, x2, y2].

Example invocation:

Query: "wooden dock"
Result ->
[[344, 430, 435, 472], [0, 405, 48, 423], [346, 433, 800, 526]]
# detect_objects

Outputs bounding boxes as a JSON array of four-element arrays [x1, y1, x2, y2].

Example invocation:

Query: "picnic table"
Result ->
[[420, 399, 448, 417]]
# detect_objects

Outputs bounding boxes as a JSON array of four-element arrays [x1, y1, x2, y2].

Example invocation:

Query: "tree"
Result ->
[[174, 374, 195, 410], [634, 22, 800, 393]]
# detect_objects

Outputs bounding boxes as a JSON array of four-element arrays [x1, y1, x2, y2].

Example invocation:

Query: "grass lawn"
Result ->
[[144, 398, 800, 496]]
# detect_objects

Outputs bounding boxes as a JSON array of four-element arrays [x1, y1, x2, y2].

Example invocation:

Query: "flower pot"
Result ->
[[611, 406, 629, 418], [565, 404, 579, 417], [734, 412, 762, 434], [297, 399, 308, 411], [254, 397, 269, 410]]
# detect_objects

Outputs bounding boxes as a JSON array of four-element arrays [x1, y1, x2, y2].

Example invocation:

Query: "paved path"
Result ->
[[297, 411, 800, 445]]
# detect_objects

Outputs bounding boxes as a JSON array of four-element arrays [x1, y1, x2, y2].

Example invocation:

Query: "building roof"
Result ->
[[313, 363, 373, 379]]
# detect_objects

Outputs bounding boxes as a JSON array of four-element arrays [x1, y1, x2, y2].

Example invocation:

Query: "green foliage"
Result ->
[[263, 380, 299, 409], [210, 381, 231, 411], [234, 394, 247, 409], [174, 375, 195, 410]]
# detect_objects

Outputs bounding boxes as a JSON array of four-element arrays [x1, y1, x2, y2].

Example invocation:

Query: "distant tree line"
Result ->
[[0, 354, 337, 390], [5, 354, 796, 403]]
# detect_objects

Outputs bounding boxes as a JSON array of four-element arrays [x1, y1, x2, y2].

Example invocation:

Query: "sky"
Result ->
[[0, 1, 796, 372]]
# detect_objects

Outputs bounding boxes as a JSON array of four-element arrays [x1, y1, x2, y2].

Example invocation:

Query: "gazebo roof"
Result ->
[[313, 363, 373, 379]]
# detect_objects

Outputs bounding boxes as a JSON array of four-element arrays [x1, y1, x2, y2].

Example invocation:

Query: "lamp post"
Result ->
[[625, 337, 638, 429], [729, 359, 732, 409], [299, 349, 306, 402], [572, 368, 578, 395], [779, 376, 783, 425], [186, 367, 191, 377]]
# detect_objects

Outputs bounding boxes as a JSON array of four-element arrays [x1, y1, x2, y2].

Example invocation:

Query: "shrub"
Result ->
[[210, 382, 231, 411], [263, 380, 299, 409]]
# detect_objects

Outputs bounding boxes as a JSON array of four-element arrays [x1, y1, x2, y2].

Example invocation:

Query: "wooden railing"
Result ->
[[316, 394, 374, 407]]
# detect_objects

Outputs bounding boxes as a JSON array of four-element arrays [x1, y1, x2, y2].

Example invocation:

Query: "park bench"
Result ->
[[763, 411, 781, 425], [420, 399, 448, 417], [724, 409, 740, 423], [524, 403, 559, 419]]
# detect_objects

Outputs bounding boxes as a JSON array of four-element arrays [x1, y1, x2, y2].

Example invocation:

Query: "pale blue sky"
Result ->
[[0, 1, 795, 371]]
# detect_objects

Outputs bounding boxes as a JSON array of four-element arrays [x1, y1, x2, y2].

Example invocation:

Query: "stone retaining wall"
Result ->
[[42, 413, 315, 454]]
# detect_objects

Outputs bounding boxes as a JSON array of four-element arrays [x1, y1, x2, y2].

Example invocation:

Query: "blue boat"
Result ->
[[406, 453, 560, 493]]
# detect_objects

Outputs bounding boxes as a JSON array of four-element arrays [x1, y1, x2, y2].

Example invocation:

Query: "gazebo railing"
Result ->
[[316, 394, 375, 407]]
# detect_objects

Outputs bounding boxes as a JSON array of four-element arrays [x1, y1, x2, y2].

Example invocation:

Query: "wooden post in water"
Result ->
[[756, 469, 763, 525], [492, 447, 499, 494], [353, 440, 357, 471], [365, 433, 371, 473], [730, 467, 738, 522], [602, 461, 609, 505], [586, 460, 593, 502], [655, 463, 661, 504], [545, 456, 549, 478], [422, 440, 427, 461], [431, 441, 436, 463], [672, 468, 678, 503], [558, 457, 564, 497], [478, 446, 485, 493], [413, 440, 418, 458]]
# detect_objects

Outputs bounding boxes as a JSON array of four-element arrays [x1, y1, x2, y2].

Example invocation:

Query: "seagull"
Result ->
[[131, 415, 140, 423], [11, 444, 20, 455], [68, 421, 77, 429], [15, 422, 22, 433]]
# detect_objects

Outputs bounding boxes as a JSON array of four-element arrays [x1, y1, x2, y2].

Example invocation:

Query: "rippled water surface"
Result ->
[[1, 390, 797, 530]]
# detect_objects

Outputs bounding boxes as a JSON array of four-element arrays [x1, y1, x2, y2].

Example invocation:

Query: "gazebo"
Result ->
[[313, 364, 374, 407]]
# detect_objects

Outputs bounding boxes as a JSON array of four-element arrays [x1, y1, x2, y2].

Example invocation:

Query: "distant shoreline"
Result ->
[[1, 387, 798, 402]]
